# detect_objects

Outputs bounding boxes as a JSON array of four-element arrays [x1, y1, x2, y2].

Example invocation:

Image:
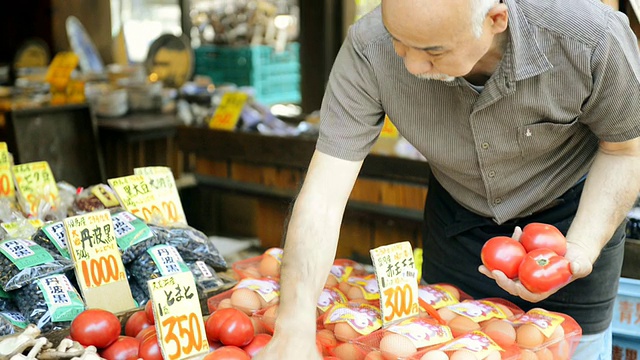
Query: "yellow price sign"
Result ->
[[370, 241, 419, 326], [64, 210, 125, 289], [12, 161, 59, 217], [91, 184, 120, 208], [149, 271, 209, 360], [209, 92, 248, 131], [133, 167, 187, 226], [108, 175, 183, 226], [0, 143, 14, 199]]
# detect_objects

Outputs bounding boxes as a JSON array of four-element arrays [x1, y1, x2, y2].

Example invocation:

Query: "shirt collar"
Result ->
[[503, 0, 553, 81]]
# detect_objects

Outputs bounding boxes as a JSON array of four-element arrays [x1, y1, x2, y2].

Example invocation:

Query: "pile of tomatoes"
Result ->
[[481, 223, 573, 293], [205, 307, 272, 359]]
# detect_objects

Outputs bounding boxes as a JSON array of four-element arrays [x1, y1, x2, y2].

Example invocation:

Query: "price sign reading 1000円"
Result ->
[[149, 271, 209, 360], [64, 209, 126, 289], [370, 241, 420, 326]]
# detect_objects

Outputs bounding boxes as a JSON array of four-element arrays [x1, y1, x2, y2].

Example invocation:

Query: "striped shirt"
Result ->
[[317, 0, 640, 224]]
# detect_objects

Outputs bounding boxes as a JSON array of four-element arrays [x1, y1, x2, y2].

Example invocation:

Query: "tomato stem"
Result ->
[[536, 258, 549, 266]]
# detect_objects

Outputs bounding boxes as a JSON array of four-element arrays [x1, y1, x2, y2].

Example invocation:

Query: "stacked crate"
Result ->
[[194, 43, 301, 105], [612, 277, 640, 359]]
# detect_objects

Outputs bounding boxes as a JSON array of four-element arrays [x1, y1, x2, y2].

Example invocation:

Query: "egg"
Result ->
[[250, 316, 268, 335], [326, 275, 340, 287], [520, 350, 538, 360], [449, 349, 478, 360], [339, 282, 353, 295], [482, 320, 516, 346], [230, 288, 262, 314], [439, 284, 461, 300], [317, 329, 337, 355], [494, 302, 515, 318], [262, 304, 279, 331], [347, 286, 365, 300], [437, 308, 458, 323], [535, 347, 553, 360], [242, 266, 262, 279], [549, 339, 571, 360], [364, 351, 384, 360], [333, 343, 366, 360], [217, 298, 233, 310], [334, 322, 361, 342], [484, 351, 501, 360], [516, 324, 545, 348], [548, 324, 565, 341], [420, 350, 449, 360], [379, 333, 417, 360], [259, 254, 281, 278], [448, 316, 480, 337]]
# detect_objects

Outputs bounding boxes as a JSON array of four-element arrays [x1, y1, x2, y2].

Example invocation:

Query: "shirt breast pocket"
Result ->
[[517, 119, 579, 159]]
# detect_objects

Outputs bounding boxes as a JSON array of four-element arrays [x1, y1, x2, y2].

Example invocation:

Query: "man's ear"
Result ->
[[487, 3, 509, 34]]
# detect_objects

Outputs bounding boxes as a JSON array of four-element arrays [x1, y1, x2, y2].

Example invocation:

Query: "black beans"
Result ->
[[149, 225, 228, 271], [0, 240, 74, 291], [15, 274, 85, 332]]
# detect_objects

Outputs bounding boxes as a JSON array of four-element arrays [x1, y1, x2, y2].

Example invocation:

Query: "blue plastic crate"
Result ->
[[613, 277, 640, 338], [194, 43, 300, 105], [613, 334, 640, 360]]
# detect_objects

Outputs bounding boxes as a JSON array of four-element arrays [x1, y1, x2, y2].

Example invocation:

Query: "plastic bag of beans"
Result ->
[[0, 239, 73, 291], [14, 274, 85, 332], [149, 225, 227, 271]]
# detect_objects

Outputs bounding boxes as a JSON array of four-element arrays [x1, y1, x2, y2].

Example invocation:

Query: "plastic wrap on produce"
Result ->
[[0, 311, 28, 336], [149, 224, 227, 271], [0, 239, 74, 291], [113, 210, 167, 264], [15, 274, 85, 332], [73, 184, 121, 215], [129, 244, 224, 299], [31, 222, 71, 259]]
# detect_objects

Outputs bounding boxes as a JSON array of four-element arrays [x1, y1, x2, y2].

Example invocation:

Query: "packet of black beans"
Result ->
[[0, 310, 28, 336], [149, 225, 227, 271], [112, 210, 165, 264], [129, 244, 224, 299], [0, 287, 16, 312], [15, 274, 85, 332], [31, 221, 71, 259], [0, 239, 74, 291]]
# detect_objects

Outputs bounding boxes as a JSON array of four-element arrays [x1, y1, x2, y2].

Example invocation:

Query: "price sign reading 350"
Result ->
[[149, 272, 209, 360], [64, 210, 126, 289], [370, 241, 420, 326]]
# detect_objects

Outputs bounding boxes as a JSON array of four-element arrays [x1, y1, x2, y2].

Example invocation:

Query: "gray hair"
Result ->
[[470, 0, 500, 37]]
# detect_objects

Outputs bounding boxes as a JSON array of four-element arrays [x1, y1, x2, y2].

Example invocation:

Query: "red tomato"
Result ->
[[138, 336, 163, 360], [519, 248, 572, 293], [70, 309, 121, 348], [125, 311, 154, 337], [100, 336, 140, 360], [135, 326, 156, 342], [481, 236, 527, 279], [144, 301, 155, 324], [242, 333, 272, 357], [205, 308, 254, 347], [204, 346, 251, 360], [520, 223, 567, 256]]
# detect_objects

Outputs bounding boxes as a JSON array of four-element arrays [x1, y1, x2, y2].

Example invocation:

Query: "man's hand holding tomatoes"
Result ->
[[479, 224, 597, 303]]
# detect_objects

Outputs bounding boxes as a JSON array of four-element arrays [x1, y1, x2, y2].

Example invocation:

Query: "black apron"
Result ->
[[422, 174, 625, 335]]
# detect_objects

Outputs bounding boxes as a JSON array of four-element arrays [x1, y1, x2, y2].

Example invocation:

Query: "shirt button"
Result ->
[[481, 142, 490, 150], [488, 170, 496, 178], [494, 197, 502, 205]]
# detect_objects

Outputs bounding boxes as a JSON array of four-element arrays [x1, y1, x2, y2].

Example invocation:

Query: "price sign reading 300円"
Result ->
[[370, 241, 420, 326], [149, 271, 209, 360]]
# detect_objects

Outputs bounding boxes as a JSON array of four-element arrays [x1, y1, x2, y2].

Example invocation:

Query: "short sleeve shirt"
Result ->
[[316, 0, 640, 224]]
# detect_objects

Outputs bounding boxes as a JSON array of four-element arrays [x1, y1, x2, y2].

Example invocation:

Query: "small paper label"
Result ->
[[195, 261, 213, 278], [37, 275, 85, 322], [112, 211, 154, 251], [418, 285, 460, 310], [42, 222, 70, 259], [0, 311, 28, 328], [388, 317, 453, 348], [317, 287, 348, 313], [511, 308, 565, 338], [438, 331, 503, 357], [234, 278, 280, 303], [91, 184, 120, 207], [447, 300, 508, 323], [148, 245, 190, 276], [0, 239, 54, 270], [324, 303, 382, 335]]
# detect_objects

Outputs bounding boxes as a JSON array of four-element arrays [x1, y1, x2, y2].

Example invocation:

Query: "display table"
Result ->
[[177, 126, 430, 260]]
